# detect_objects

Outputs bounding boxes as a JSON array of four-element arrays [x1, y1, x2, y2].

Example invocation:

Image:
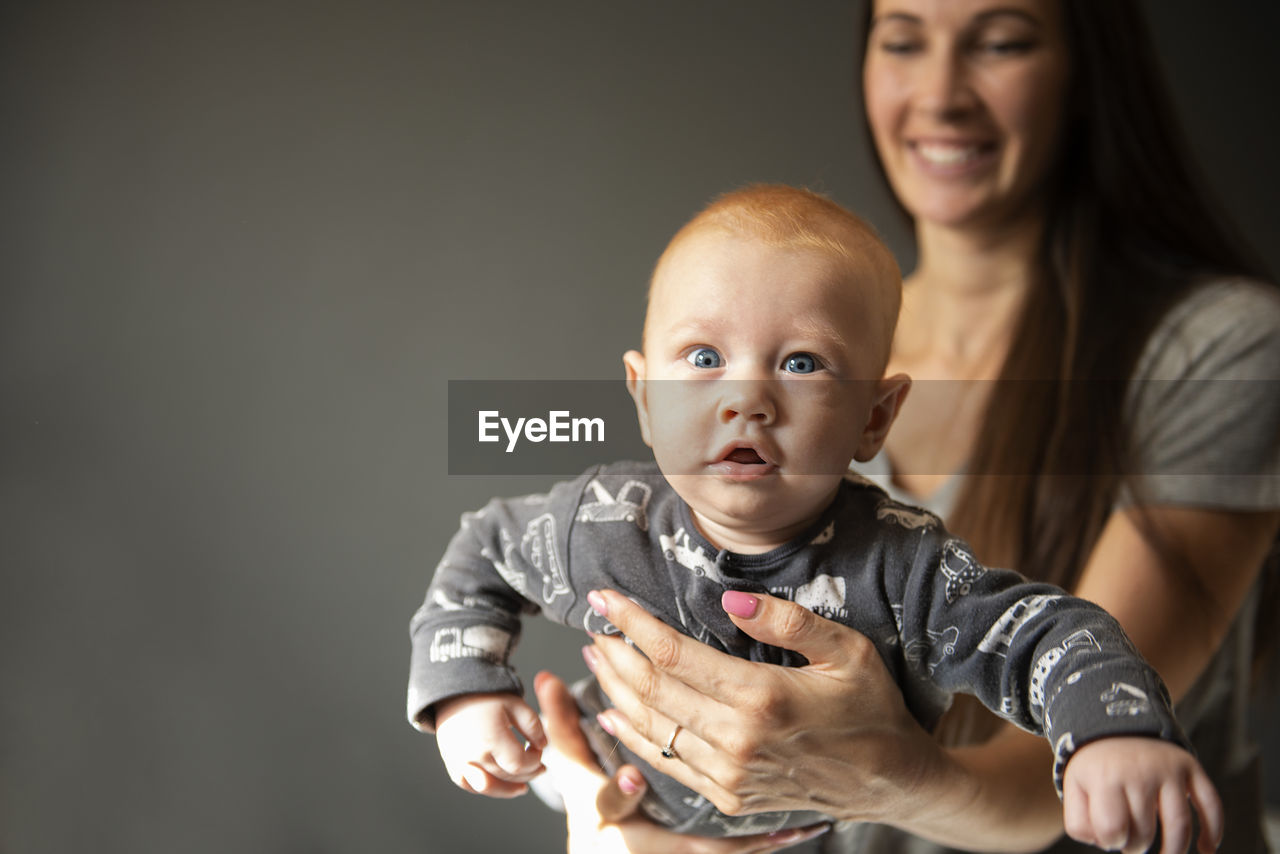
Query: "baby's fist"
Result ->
[[435, 692, 548, 798], [1062, 736, 1222, 854]]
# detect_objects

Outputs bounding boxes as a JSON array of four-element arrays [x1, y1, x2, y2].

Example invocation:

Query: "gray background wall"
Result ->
[[2, 2, 1277, 852]]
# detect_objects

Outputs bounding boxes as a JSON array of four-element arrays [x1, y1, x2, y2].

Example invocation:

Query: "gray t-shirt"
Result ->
[[844, 280, 1280, 854]]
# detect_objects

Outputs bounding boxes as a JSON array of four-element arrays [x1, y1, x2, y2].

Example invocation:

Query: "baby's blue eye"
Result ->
[[687, 347, 722, 369], [784, 353, 819, 374]]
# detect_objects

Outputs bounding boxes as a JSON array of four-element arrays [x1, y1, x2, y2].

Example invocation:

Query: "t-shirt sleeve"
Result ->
[[405, 470, 593, 731], [1121, 280, 1280, 509]]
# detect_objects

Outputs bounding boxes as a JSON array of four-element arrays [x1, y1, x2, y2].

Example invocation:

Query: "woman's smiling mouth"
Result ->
[[908, 139, 998, 176]]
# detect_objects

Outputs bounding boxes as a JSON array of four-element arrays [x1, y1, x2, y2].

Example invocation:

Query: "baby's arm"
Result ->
[[1062, 736, 1222, 854], [435, 692, 548, 798]]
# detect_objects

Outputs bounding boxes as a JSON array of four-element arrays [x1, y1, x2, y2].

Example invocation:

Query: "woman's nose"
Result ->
[[913, 46, 976, 119], [718, 381, 776, 426]]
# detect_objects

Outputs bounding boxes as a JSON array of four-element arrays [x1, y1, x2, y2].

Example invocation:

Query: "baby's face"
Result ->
[[624, 227, 902, 550]]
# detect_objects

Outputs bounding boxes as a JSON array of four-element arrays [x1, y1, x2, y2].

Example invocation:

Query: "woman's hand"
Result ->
[[533, 670, 830, 854], [581, 588, 955, 824]]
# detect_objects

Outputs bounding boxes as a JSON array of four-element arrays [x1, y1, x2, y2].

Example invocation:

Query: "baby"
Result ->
[[408, 185, 1221, 844]]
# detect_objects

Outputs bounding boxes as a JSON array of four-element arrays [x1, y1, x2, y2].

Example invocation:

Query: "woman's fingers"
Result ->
[[594, 765, 648, 824], [589, 589, 755, 700], [536, 669, 645, 835], [673, 824, 830, 854], [594, 700, 739, 812], [576, 820, 830, 854], [534, 670, 597, 767], [731, 824, 832, 853], [534, 669, 654, 822], [588, 640, 740, 786], [531, 671, 831, 854], [591, 587, 879, 693], [583, 588, 937, 823], [721, 590, 869, 674], [587, 633, 722, 745]]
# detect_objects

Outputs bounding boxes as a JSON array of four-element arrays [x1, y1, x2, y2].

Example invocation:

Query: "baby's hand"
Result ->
[[435, 692, 548, 798], [1062, 737, 1222, 854]]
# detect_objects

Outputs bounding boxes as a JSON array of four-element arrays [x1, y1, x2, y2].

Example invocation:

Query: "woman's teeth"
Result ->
[[915, 143, 983, 165]]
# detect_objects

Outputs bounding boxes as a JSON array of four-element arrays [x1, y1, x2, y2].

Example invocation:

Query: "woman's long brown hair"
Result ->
[[856, 1, 1274, 647]]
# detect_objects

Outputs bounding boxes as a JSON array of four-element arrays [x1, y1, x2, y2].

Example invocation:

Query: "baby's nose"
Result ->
[[718, 382, 776, 425]]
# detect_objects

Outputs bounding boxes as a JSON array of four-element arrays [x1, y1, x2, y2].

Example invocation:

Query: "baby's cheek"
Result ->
[[648, 427, 701, 475]]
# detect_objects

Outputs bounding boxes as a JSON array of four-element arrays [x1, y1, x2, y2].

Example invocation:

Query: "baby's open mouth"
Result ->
[[724, 447, 766, 465]]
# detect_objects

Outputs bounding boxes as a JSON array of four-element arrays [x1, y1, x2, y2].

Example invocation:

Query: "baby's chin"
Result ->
[[674, 478, 841, 553]]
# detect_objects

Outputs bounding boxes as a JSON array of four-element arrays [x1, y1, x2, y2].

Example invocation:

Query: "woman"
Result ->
[[539, 0, 1280, 851]]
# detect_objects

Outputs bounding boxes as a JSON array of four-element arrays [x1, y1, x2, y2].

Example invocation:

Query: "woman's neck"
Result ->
[[894, 216, 1046, 380], [884, 216, 1047, 498]]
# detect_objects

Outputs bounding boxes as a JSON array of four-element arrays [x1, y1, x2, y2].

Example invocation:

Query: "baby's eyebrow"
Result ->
[[789, 317, 849, 351], [662, 318, 726, 339], [662, 316, 850, 352]]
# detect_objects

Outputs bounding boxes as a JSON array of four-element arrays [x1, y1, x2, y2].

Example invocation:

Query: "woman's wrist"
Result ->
[[836, 716, 974, 826], [883, 728, 1066, 852]]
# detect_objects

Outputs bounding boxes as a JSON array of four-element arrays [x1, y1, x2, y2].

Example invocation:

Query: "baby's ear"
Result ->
[[853, 373, 910, 462], [622, 350, 652, 447]]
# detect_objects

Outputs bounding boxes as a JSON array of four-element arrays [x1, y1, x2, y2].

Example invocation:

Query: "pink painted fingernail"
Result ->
[[581, 645, 598, 672], [722, 590, 759, 618], [618, 772, 642, 795], [587, 590, 608, 617], [596, 712, 616, 735]]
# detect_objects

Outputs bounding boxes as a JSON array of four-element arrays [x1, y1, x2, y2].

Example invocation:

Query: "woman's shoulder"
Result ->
[[1122, 278, 1280, 508], [1135, 278, 1280, 381], [1159, 277, 1280, 332]]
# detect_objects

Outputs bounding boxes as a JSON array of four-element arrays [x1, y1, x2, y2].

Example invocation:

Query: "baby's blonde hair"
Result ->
[[648, 184, 902, 366]]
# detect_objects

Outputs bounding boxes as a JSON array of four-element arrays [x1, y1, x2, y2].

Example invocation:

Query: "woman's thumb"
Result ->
[[534, 671, 593, 764], [721, 590, 852, 669], [595, 766, 648, 823]]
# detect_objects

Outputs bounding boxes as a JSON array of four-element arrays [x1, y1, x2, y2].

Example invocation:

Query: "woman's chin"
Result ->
[[908, 199, 1001, 231], [891, 179, 1000, 225]]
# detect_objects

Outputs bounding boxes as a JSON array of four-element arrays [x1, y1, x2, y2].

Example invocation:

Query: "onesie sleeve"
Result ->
[[1121, 280, 1280, 509], [405, 470, 594, 731], [894, 530, 1189, 797]]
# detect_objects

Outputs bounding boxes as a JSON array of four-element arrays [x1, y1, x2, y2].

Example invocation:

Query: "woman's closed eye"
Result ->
[[972, 38, 1036, 57], [877, 38, 922, 55], [783, 352, 823, 374], [686, 347, 723, 369]]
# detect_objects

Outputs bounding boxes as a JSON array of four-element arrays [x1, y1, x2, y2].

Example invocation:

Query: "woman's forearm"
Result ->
[[879, 725, 1064, 853]]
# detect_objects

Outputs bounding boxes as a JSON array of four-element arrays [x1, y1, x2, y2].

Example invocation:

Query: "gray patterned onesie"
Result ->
[[407, 462, 1187, 836]]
